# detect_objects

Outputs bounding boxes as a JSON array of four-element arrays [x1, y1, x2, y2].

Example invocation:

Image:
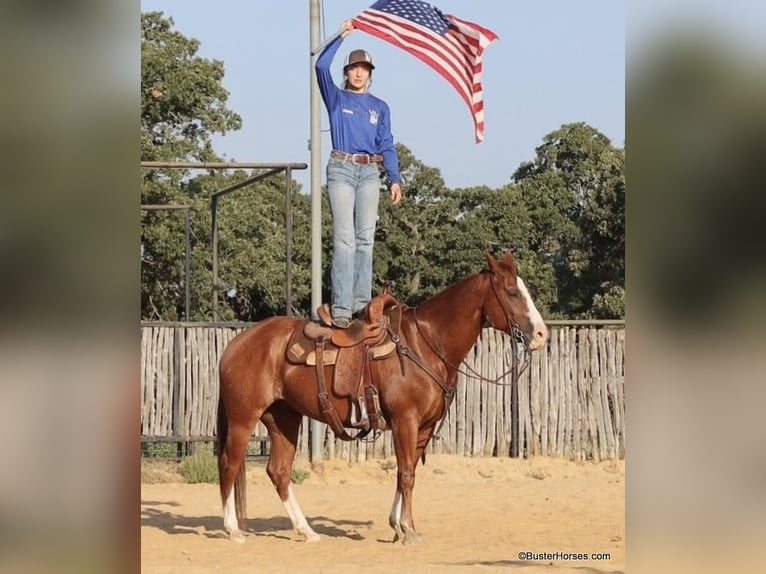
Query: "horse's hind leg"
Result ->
[[218, 418, 253, 543], [262, 403, 320, 542]]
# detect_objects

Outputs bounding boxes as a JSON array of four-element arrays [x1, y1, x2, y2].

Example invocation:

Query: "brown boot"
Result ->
[[332, 316, 350, 329]]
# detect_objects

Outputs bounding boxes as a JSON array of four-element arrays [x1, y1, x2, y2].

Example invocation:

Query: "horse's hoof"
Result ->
[[229, 531, 246, 544], [303, 532, 321, 543], [403, 530, 423, 545]]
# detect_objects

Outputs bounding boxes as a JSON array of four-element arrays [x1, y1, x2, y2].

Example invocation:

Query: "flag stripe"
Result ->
[[354, 12, 473, 85], [352, 0, 497, 142], [353, 12, 477, 121], [449, 14, 499, 44], [354, 18, 473, 111]]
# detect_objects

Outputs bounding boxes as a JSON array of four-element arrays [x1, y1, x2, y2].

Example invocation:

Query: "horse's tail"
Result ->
[[234, 450, 248, 529], [216, 396, 228, 494]]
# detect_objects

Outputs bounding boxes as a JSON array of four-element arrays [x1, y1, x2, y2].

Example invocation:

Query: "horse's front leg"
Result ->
[[388, 488, 403, 541], [390, 422, 432, 545]]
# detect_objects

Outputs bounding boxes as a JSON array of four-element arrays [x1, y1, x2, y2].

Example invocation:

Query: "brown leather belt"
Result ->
[[331, 150, 383, 164]]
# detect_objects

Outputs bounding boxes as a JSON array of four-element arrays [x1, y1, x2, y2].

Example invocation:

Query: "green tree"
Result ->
[[141, 12, 241, 321], [579, 147, 625, 317], [141, 11, 241, 163], [141, 12, 324, 322], [447, 183, 559, 317], [513, 123, 625, 318], [373, 145, 550, 315], [195, 172, 312, 321], [374, 144, 462, 303]]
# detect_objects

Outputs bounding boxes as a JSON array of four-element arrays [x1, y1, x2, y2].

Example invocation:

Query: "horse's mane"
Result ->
[[412, 269, 489, 312]]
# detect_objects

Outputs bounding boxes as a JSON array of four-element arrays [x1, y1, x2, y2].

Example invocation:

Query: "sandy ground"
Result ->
[[141, 455, 624, 574]]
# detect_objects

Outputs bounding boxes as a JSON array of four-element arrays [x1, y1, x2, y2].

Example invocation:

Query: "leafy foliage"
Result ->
[[375, 144, 462, 302], [290, 467, 311, 485], [141, 11, 241, 163], [513, 123, 625, 318]]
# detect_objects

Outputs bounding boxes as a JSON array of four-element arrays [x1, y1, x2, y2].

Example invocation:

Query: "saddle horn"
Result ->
[[365, 292, 398, 323]]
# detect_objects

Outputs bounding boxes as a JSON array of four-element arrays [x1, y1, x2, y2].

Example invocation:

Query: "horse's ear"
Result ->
[[484, 251, 500, 274], [502, 250, 516, 269]]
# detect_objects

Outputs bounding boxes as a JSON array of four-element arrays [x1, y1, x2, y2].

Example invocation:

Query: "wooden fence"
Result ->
[[141, 323, 625, 461]]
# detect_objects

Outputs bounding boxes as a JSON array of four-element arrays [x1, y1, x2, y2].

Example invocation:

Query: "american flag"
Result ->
[[352, 0, 498, 143]]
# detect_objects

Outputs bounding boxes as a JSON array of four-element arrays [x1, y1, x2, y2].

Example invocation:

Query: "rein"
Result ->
[[388, 277, 532, 440], [409, 273, 531, 387], [386, 324, 453, 395]]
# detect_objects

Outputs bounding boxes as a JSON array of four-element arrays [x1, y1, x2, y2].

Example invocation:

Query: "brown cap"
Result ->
[[344, 49, 375, 70]]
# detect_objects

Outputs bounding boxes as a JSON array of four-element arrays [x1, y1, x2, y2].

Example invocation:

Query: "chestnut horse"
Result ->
[[216, 251, 548, 544]]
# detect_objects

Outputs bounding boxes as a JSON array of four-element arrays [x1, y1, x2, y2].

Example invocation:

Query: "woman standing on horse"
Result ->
[[316, 19, 402, 329]]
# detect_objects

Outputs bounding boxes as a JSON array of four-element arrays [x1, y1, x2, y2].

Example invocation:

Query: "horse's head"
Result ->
[[483, 251, 549, 351]]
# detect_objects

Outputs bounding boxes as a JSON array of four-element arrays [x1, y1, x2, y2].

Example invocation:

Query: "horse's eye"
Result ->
[[506, 288, 520, 299]]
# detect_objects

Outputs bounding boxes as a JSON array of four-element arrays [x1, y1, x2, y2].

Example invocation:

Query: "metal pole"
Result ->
[[210, 168, 283, 200], [285, 168, 293, 316], [184, 208, 191, 320], [173, 327, 182, 454], [510, 336, 520, 458], [141, 161, 308, 170], [211, 196, 219, 321], [309, 0, 325, 462], [140, 205, 193, 321]]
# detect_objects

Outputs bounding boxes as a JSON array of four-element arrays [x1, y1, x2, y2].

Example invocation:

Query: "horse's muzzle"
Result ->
[[527, 324, 549, 351]]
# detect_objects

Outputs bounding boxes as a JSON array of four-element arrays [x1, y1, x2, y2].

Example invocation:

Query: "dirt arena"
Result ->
[[141, 455, 624, 574]]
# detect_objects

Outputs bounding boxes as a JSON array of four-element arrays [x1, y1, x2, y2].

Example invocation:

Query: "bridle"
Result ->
[[410, 271, 531, 387], [486, 272, 532, 348], [383, 271, 532, 442]]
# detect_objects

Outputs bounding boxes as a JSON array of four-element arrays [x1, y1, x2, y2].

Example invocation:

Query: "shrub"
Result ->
[[141, 442, 178, 458], [290, 468, 310, 485], [181, 452, 219, 484]]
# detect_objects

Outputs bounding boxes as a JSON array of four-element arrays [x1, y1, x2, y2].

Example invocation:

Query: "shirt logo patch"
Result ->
[[369, 109, 379, 125]]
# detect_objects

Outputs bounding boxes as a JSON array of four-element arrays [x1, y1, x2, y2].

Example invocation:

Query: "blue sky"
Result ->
[[141, 1, 624, 191]]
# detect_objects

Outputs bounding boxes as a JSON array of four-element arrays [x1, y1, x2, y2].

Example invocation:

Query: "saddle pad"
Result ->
[[305, 339, 395, 365], [286, 320, 315, 364]]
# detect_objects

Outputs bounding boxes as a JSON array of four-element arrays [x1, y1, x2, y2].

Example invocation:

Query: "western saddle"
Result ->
[[285, 292, 403, 441]]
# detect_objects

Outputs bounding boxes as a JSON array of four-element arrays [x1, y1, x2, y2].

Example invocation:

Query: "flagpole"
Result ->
[[309, 0, 325, 463]]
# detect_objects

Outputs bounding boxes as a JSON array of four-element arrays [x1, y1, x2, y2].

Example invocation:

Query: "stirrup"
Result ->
[[350, 398, 369, 428]]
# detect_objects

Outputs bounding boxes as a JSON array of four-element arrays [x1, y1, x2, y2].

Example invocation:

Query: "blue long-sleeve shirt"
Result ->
[[315, 35, 401, 184]]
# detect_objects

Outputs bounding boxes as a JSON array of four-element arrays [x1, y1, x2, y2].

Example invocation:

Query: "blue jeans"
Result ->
[[326, 159, 381, 319]]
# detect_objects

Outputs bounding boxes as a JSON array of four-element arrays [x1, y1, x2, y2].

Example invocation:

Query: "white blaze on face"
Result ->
[[517, 277, 548, 349]]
